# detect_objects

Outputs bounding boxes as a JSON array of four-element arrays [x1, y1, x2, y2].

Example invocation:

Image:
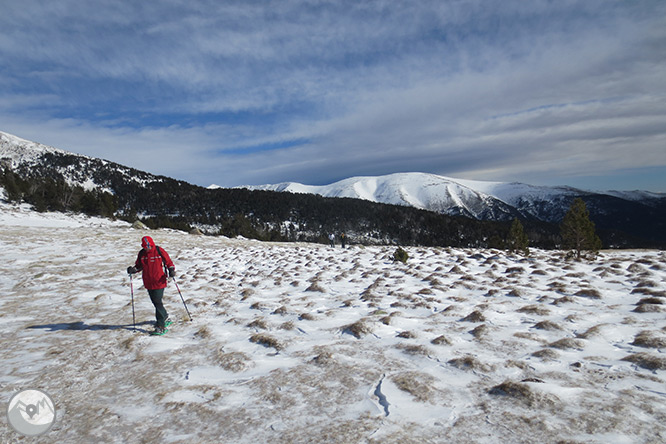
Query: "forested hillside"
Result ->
[[1, 145, 662, 248]]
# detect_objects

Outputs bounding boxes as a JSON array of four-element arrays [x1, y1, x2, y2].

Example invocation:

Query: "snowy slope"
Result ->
[[1, 202, 665, 443], [240, 173, 522, 220], [0, 130, 159, 191], [0, 131, 67, 167], [239, 172, 666, 224]]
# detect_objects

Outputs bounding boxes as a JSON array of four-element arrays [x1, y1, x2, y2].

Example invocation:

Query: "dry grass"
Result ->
[[574, 288, 602, 299], [247, 318, 269, 330], [448, 355, 493, 372], [517, 304, 551, 316], [194, 325, 212, 339], [249, 333, 283, 351], [533, 320, 563, 331], [532, 348, 559, 360], [396, 343, 431, 356], [488, 380, 556, 407], [461, 310, 486, 322], [552, 296, 576, 305], [576, 324, 607, 339], [272, 305, 289, 315], [391, 372, 436, 403], [549, 338, 586, 350], [215, 349, 253, 372], [306, 282, 326, 293], [632, 288, 666, 297], [636, 297, 664, 305], [622, 353, 666, 370], [631, 331, 666, 349], [431, 335, 452, 346], [279, 321, 295, 330], [341, 320, 373, 338], [470, 324, 490, 340], [240, 288, 255, 299], [633, 304, 664, 313]]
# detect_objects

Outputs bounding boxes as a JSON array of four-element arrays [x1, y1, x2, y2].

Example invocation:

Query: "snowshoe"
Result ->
[[149, 326, 169, 336]]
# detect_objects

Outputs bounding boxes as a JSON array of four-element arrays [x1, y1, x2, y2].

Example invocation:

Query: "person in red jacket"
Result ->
[[127, 236, 176, 335]]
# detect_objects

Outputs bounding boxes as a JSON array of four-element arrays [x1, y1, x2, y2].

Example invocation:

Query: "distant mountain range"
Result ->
[[235, 172, 666, 227], [2, 130, 665, 247]]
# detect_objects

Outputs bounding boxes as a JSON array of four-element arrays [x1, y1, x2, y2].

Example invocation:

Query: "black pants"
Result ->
[[147, 288, 168, 328]]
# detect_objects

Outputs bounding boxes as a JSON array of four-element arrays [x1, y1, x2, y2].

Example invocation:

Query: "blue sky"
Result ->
[[1, 0, 665, 191]]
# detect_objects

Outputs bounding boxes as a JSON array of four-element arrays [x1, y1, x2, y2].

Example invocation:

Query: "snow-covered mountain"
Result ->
[[0, 131, 160, 192], [238, 172, 665, 223], [238, 173, 524, 220], [3, 130, 665, 246]]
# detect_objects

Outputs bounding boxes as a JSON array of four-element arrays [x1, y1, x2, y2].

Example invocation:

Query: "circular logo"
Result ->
[[6, 389, 56, 436]]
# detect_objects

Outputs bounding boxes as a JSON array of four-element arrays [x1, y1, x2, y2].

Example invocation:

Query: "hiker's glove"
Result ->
[[127, 266, 137, 275], [168, 267, 176, 278]]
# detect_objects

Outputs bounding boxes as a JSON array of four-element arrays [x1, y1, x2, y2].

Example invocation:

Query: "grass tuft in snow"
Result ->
[[391, 371, 435, 403], [631, 331, 666, 349], [488, 380, 557, 407], [249, 333, 283, 351], [549, 338, 586, 350], [622, 353, 666, 370], [341, 319, 373, 338]]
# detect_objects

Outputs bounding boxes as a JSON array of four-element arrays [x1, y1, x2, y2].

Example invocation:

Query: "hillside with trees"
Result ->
[[1, 144, 662, 249]]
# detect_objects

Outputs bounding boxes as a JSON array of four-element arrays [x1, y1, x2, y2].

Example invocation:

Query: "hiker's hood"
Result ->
[[141, 236, 155, 251]]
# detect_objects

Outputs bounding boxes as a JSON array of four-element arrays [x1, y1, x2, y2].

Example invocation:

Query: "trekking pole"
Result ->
[[172, 277, 193, 321], [129, 274, 136, 331]]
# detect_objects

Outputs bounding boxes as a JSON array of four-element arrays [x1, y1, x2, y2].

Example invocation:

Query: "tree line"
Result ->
[[0, 150, 621, 257]]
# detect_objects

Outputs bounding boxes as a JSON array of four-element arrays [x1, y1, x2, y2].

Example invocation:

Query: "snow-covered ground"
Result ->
[[1, 202, 665, 443]]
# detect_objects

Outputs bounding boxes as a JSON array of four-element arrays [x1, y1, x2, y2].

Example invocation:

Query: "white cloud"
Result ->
[[1, 0, 665, 190]]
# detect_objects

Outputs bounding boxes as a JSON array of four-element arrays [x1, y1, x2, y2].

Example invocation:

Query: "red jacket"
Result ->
[[134, 236, 174, 290]]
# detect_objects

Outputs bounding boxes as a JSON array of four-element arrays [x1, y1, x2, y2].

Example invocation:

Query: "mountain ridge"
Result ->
[[234, 172, 665, 224], [2, 130, 666, 247]]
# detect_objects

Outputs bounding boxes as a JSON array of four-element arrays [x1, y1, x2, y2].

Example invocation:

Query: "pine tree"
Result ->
[[506, 218, 529, 255], [560, 198, 602, 259]]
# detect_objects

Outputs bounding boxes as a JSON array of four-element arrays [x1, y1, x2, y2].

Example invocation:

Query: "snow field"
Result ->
[[0, 207, 665, 443]]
